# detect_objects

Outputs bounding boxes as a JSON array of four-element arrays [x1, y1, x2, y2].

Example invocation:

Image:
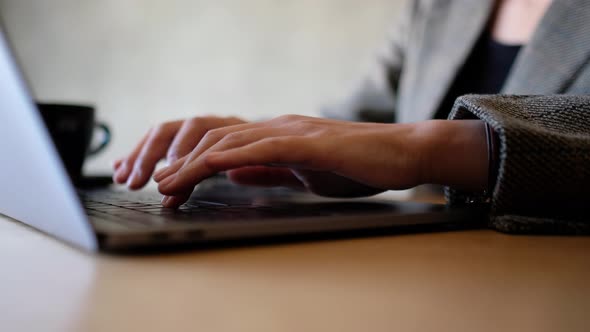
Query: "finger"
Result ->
[[112, 159, 123, 171], [154, 122, 268, 182], [206, 137, 321, 171], [154, 154, 188, 182], [227, 167, 305, 189], [157, 127, 289, 193], [158, 114, 329, 185], [166, 117, 246, 164], [157, 153, 220, 195], [179, 123, 271, 168], [161, 191, 192, 208], [165, 119, 208, 165], [113, 131, 151, 184], [127, 121, 183, 190], [159, 136, 320, 195]]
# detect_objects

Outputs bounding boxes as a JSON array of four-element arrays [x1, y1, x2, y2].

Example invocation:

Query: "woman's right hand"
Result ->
[[113, 116, 247, 190]]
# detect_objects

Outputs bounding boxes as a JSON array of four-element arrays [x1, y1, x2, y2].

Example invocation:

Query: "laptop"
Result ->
[[0, 25, 485, 252]]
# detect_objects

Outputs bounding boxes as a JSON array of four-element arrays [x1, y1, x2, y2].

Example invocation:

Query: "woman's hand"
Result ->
[[151, 115, 488, 208], [112, 116, 247, 189]]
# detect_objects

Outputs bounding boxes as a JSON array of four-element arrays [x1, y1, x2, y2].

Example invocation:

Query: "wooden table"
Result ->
[[1, 195, 589, 332]]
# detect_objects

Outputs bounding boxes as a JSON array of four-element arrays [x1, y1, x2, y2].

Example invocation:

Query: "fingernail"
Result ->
[[153, 167, 169, 181], [161, 196, 170, 206]]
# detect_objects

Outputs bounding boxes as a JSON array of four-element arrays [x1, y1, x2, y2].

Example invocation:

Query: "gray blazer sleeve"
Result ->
[[320, 1, 414, 123], [446, 95, 590, 234]]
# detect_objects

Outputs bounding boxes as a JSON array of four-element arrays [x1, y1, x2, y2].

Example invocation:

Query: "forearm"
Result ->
[[415, 120, 488, 192]]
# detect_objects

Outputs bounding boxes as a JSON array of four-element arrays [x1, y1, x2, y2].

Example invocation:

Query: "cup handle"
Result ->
[[87, 122, 111, 156]]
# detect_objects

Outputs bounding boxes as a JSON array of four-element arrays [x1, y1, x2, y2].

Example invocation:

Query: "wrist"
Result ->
[[415, 120, 488, 191]]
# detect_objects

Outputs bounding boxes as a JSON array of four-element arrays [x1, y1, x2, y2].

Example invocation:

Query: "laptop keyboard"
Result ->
[[79, 190, 281, 228], [79, 189, 327, 229], [78, 188, 400, 230]]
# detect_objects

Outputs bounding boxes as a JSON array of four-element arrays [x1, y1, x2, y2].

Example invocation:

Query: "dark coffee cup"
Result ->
[[37, 103, 111, 182]]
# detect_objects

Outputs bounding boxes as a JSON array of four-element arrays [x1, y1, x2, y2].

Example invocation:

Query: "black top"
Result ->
[[434, 32, 522, 119]]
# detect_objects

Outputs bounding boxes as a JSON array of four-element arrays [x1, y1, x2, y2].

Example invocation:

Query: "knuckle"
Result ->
[[147, 123, 180, 147], [277, 114, 301, 122], [166, 151, 179, 161], [292, 119, 313, 131], [187, 117, 204, 128], [166, 150, 183, 162], [228, 116, 241, 123], [154, 121, 179, 134], [266, 136, 289, 147], [223, 131, 244, 142], [203, 128, 224, 142]]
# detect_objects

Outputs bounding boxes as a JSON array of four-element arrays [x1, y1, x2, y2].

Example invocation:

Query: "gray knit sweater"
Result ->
[[322, 0, 590, 233], [447, 95, 590, 234]]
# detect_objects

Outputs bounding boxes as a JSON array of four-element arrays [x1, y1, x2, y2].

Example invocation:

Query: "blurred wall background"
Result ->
[[0, 0, 404, 174]]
